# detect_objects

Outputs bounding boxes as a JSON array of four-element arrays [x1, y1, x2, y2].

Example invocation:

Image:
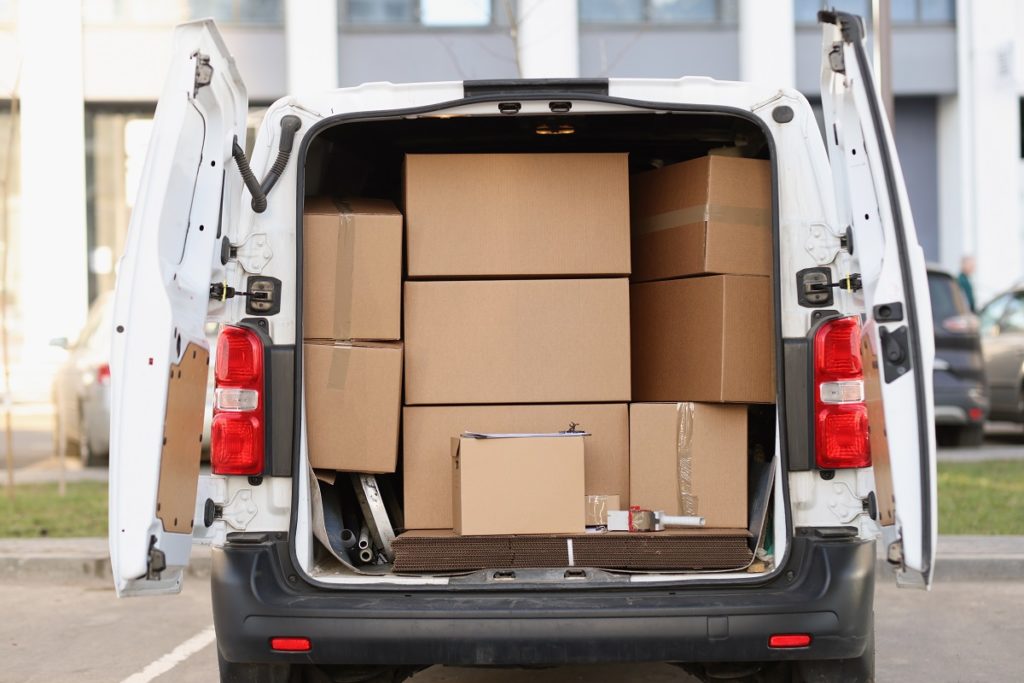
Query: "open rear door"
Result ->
[[818, 11, 937, 588], [109, 20, 246, 596]]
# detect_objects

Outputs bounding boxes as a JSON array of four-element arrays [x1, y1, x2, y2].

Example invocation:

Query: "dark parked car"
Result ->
[[979, 284, 1024, 424], [928, 267, 989, 446]]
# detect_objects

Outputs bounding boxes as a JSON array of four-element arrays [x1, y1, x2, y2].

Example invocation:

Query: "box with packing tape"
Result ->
[[304, 341, 402, 473], [630, 155, 771, 283], [629, 402, 748, 529], [452, 432, 586, 536], [303, 197, 402, 341], [403, 404, 629, 529]]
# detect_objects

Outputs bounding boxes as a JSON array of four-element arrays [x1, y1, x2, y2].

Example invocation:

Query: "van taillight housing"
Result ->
[[211, 325, 264, 475], [814, 316, 871, 469]]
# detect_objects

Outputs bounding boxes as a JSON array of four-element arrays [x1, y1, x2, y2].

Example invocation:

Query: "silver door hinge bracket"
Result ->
[[193, 52, 213, 96], [804, 222, 845, 265], [232, 233, 273, 274], [826, 480, 869, 524], [218, 489, 258, 531]]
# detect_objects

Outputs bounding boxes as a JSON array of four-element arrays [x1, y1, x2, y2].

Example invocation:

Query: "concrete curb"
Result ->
[[1, 537, 1021, 583]]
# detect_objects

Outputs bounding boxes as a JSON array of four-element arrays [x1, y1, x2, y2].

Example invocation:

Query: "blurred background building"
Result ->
[[0, 0, 1020, 402]]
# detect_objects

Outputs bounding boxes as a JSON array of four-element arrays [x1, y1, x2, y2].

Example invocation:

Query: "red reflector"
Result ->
[[211, 413, 263, 475], [769, 633, 811, 649], [96, 363, 111, 385], [270, 637, 310, 652], [968, 407, 984, 422]]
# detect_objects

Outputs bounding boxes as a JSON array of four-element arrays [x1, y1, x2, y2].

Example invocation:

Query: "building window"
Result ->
[[342, 0, 494, 27], [579, 0, 737, 24], [794, 0, 871, 24], [891, 0, 954, 24], [187, 0, 284, 24]]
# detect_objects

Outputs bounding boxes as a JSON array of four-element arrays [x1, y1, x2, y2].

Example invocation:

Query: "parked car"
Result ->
[[51, 292, 114, 467], [928, 266, 988, 446], [108, 13, 935, 683], [52, 292, 217, 467], [978, 284, 1024, 424]]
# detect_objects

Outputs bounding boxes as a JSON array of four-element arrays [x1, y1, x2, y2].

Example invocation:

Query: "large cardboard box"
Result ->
[[404, 153, 630, 278], [404, 279, 631, 405], [630, 403, 748, 528], [453, 434, 586, 535], [631, 275, 774, 403], [303, 197, 402, 341], [403, 404, 629, 529], [630, 156, 771, 283], [304, 341, 402, 472]]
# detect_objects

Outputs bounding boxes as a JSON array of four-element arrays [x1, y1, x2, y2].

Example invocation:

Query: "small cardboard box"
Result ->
[[403, 404, 629, 529], [303, 197, 402, 341], [630, 402, 748, 528], [404, 153, 630, 278], [631, 275, 774, 404], [304, 341, 402, 472], [630, 155, 771, 283], [404, 278, 631, 405], [452, 434, 586, 536]]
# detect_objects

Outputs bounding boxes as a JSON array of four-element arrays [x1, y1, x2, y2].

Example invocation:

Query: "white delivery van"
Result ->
[[108, 11, 935, 683]]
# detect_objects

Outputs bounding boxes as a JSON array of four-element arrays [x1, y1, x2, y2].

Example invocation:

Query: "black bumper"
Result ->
[[212, 531, 875, 667]]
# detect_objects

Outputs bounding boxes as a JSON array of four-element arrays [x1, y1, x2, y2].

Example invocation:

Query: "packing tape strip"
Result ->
[[566, 538, 575, 567], [633, 204, 771, 237], [676, 402, 699, 517], [332, 200, 357, 340], [327, 343, 351, 389]]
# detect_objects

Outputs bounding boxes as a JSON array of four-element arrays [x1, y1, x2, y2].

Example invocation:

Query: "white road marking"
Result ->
[[120, 625, 217, 683]]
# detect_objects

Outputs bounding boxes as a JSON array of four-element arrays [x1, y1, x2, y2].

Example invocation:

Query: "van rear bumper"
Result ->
[[212, 531, 875, 667]]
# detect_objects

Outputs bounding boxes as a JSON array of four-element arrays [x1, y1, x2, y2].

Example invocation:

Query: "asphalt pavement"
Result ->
[[1, 572, 1021, 683]]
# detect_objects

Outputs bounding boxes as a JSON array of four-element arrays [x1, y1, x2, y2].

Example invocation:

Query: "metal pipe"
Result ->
[[340, 528, 356, 549], [358, 548, 374, 564], [357, 524, 370, 550]]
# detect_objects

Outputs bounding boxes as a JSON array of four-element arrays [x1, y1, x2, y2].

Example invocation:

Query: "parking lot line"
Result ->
[[119, 625, 216, 683]]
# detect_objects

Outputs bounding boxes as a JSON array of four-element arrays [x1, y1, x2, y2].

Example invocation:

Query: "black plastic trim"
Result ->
[[824, 11, 934, 582], [213, 533, 874, 666], [291, 87, 793, 593], [784, 339, 811, 470], [235, 322, 294, 478], [463, 78, 609, 98]]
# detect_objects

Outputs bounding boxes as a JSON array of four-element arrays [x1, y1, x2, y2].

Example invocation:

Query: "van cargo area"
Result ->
[[294, 106, 785, 587]]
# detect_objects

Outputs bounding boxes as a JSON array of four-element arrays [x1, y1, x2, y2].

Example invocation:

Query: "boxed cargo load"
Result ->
[[630, 402, 748, 528], [631, 275, 774, 403], [404, 279, 631, 405], [452, 434, 586, 536], [630, 155, 771, 283], [403, 404, 629, 529], [304, 341, 402, 472], [303, 197, 402, 341], [404, 153, 630, 278]]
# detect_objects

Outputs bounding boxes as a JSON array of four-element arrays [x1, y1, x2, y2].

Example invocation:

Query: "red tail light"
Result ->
[[270, 636, 310, 652], [95, 363, 111, 385], [769, 633, 811, 648], [814, 316, 871, 469], [212, 325, 264, 476]]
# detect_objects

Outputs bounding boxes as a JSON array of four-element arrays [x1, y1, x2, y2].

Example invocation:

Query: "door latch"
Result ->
[[146, 536, 167, 581], [192, 52, 213, 96]]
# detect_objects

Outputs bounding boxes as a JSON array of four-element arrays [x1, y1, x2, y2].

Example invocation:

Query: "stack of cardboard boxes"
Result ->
[[303, 150, 774, 568]]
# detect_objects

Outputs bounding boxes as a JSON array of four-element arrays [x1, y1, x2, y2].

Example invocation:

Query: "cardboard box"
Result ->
[[631, 275, 774, 403], [303, 197, 402, 341], [630, 402, 748, 528], [452, 434, 586, 535], [630, 155, 771, 282], [404, 153, 630, 278], [403, 404, 629, 529], [585, 494, 621, 527], [304, 341, 402, 472], [404, 279, 631, 405]]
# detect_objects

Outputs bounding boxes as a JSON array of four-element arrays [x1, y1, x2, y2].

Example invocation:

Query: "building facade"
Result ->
[[0, 0, 1019, 400]]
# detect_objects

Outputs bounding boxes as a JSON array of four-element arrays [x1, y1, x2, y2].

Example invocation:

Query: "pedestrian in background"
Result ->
[[958, 255, 976, 312]]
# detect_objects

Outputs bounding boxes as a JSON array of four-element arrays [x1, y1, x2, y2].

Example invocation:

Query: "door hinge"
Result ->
[[193, 52, 213, 96], [828, 42, 846, 74], [804, 222, 848, 265], [212, 489, 258, 531], [232, 232, 273, 274], [146, 536, 167, 581]]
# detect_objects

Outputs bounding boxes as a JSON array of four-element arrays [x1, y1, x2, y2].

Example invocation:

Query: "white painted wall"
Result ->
[[285, 0, 338, 94], [17, 1, 89, 352], [516, 0, 579, 78], [739, 0, 795, 88], [954, 0, 1020, 302]]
